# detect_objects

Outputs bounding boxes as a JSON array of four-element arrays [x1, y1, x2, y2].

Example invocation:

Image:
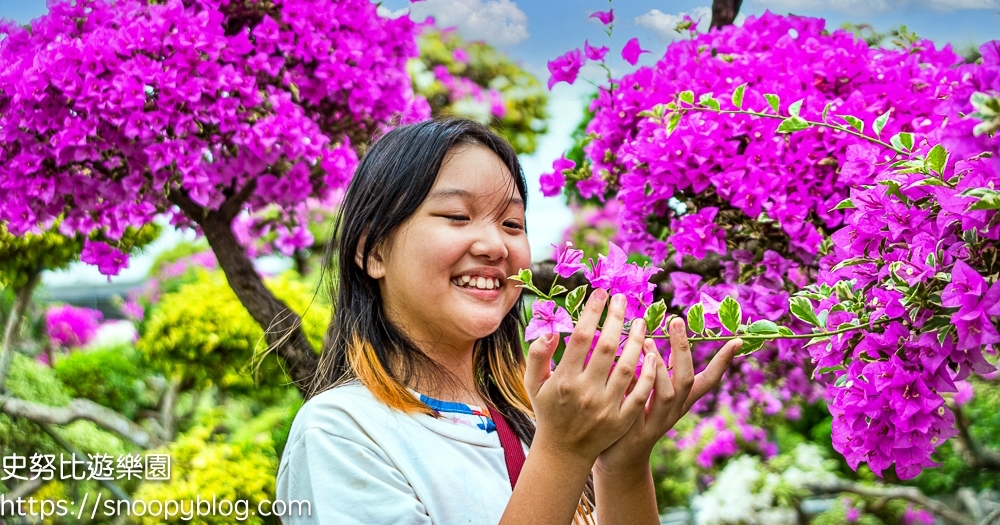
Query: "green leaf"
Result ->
[[840, 115, 864, 133], [701, 97, 721, 111], [549, 284, 568, 297], [777, 326, 794, 336], [831, 197, 855, 211], [764, 93, 780, 113], [678, 90, 694, 105], [666, 112, 682, 134], [889, 132, 914, 151], [747, 320, 779, 335], [776, 116, 810, 133], [831, 257, 870, 272], [968, 189, 1000, 210], [924, 144, 949, 175], [643, 299, 668, 335], [565, 285, 588, 315], [512, 268, 533, 284], [731, 83, 747, 109], [790, 296, 822, 327], [834, 374, 849, 388], [821, 102, 833, 122], [737, 338, 765, 355], [814, 365, 845, 379], [687, 303, 705, 334], [718, 296, 742, 335], [788, 99, 803, 117], [873, 109, 891, 139]]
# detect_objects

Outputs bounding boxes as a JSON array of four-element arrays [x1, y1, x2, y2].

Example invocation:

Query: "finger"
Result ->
[[667, 318, 695, 419], [605, 317, 646, 394], [646, 340, 676, 424], [620, 351, 657, 420], [524, 333, 559, 398], [560, 288, 609, 372], [682, 338, 741, 413], [585, 293, 628, 379]]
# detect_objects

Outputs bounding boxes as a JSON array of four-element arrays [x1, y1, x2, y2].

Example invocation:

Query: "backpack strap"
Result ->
[[486, 402, 525, 490]]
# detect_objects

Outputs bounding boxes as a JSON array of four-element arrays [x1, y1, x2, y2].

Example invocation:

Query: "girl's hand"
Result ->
[[523, 289, 657, 463], [595, 317, 741, 475]]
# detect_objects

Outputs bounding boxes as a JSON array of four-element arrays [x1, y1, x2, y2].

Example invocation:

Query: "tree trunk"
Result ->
[[167, 187, 320, 396], [711, 0, 743, 29], [0, 270, 40, 393], [195, 208, 320, 396]]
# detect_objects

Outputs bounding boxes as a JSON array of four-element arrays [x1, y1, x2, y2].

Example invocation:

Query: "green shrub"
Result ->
[[54, 345, 151, 419], [137, 270, 328, 397]]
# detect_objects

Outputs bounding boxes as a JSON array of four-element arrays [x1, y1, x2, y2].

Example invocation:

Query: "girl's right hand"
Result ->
[[523, 289, 657, 463]]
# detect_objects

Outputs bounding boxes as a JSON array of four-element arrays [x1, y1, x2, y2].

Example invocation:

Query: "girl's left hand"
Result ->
[[594, 317, 742, 475]]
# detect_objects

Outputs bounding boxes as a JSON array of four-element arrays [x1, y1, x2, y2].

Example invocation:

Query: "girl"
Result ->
[[276, 119, 741, 525]]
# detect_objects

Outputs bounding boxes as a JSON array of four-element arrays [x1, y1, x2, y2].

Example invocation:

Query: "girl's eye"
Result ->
[[504, 221, 525, 230], [444, 215, 469, 222]]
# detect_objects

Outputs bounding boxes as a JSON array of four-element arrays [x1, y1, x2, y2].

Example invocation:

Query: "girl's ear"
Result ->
[[355, 234, 386, 279]]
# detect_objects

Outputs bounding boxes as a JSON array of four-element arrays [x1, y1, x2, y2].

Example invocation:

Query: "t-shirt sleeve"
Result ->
[[277, 427, 432, 525]]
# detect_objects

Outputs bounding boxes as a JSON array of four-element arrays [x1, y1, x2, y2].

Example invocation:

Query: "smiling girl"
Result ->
[[275, 119, 741, 525]]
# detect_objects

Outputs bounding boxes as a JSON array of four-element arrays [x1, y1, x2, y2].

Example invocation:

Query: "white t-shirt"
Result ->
[[275, 381, 526, 525]]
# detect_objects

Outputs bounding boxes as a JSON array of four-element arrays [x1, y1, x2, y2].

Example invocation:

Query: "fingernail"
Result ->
[[612, 293, 626, 308], [592, 288, 608, 302], [633, 319, 645, 332]]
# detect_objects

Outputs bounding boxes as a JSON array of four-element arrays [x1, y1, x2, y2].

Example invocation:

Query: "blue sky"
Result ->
[[2, 0, 998, 284]]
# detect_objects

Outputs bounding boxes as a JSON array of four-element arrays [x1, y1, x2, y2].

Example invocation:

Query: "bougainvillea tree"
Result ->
[[536, 11, 1000, 483], [0, 0, 428, 391]]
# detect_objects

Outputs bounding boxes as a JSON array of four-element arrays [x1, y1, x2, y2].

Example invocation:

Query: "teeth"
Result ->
[[452, 275, 504, 290]]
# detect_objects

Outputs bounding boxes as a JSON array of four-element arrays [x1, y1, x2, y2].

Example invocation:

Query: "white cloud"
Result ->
[[376, 5, 410, 19], [634, 7, 745, 43], [751, 0, 997, 15], [409, 0, 530, 46]]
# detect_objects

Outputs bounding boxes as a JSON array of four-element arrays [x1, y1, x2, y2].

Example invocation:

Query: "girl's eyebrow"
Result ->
[[427, 187, 524, 209]]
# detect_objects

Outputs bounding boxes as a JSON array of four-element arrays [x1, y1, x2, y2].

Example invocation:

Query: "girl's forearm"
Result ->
[[594, 459, 659, 525], [499, 438, 594, 525]]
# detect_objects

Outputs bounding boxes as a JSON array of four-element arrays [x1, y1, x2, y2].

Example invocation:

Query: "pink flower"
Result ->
[[540, 156, 575, 196], [584, 40, 609, 61], [552, 241, 586, 278], [525, 300, 575, 341], [547, 49, 584, 89], [46, 305, 103, 348], [589, 9, 613, 25], [452, 48, 470, 63], [621, 38, 649, 66]]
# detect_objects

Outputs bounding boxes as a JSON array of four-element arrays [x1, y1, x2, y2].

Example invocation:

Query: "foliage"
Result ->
[[137, 269, 328, 395], [412, 27, 548, 154], [131, 406, 286, 525], [541, 11, 1000, 480], [54, 345, 152, 419], [0, 0, 427, 275]]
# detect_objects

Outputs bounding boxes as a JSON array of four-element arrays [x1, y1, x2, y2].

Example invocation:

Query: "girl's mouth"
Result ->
[[450, 275, 503, 290]]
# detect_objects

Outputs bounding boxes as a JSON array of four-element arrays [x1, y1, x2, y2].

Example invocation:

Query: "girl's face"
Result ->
[[365, 144, 530, 354]]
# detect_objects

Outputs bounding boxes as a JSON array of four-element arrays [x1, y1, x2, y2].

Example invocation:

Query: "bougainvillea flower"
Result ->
[[584, 40, 609, 61], [589, 9, 614, 25], [552, 241, 586, 278], [540, 156, 575, 197], [621, 38, 649, 66], [524, 300, 575, 341], [547, 48, 584, 89]]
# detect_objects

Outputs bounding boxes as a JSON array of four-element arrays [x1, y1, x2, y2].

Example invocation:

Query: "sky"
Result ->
[[2, 0, 999, 285]]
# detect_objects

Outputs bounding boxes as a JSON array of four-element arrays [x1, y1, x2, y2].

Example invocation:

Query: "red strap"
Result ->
[[487, 403, 525, 490]]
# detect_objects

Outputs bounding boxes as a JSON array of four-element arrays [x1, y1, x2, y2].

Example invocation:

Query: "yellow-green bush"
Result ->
[[131, 404, 295, 525], [137, 269, 329, 396]]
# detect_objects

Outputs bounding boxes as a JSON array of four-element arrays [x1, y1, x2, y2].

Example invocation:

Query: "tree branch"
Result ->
[[0, 270, 40, 393], [953, 404, 1000, 471], [982, 506, 1000, 525], [710, 0, 744, 29], [35, 422, 130, 502], [0, 395, 161, 449], [218, 179, 258, 222], [807, 480, 975, 525]]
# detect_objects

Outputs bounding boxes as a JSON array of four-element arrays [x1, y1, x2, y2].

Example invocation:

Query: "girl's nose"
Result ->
[[470, 223, 509, 260]]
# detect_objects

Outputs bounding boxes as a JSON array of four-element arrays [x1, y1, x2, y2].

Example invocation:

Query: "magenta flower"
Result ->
[[621, 38, 649, 66], [584, 40, 609, 61], [942, 260, 1000, 349], [540, 155, 575, 196], [452, 48, 470, 63], [583, 242, 661, 319], [525, 300, 575, 341], [552, 241, 586, 278], [80, 240, 129, 277], [589, 9, 614, 25], [547, 48, 584, 89], [46, 305, 103, 348]]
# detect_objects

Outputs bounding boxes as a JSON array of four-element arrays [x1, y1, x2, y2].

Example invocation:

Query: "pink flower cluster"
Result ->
[[547, 12, 1000, 479], [46, 304, 103, 348], [0, 0, 426, 274], [677, 413, 777, 469]]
